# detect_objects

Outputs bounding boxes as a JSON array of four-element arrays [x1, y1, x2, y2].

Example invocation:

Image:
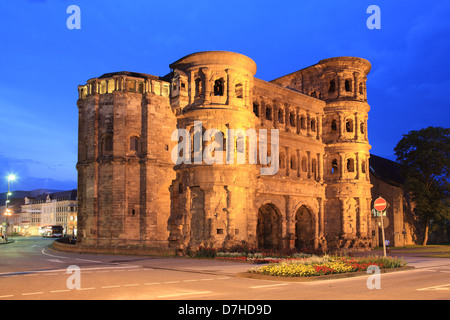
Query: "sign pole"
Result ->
[[379, 209, 387, 257]]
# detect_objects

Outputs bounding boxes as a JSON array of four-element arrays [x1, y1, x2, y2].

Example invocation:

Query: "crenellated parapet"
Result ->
[[77, 71, 170, 100]]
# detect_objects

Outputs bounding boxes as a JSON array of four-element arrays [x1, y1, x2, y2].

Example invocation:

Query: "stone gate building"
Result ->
[[76, 51, 373, 253]]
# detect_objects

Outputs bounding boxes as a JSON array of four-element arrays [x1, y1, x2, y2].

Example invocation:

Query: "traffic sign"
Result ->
[[374, 197, 387, 212]]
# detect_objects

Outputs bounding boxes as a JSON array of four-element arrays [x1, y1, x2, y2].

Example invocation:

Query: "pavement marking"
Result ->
[[157, 291, 213, 298], [21, 292, 44, 296], [75, 258, 102, 263], [50, 289, 70, 293], [144, 282, 160, 285], [0, 295, 14, 299], [182, 279, 198, 282], [78, 287, 96, 291], [101, 285, 121, 289], [417, 284, 450, 291], [164, 281, 181, 284], [123, 284, 139, 287], [250, 283, 290, 289]]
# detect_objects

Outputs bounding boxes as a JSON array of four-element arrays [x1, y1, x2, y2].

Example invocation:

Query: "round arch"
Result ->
[[294, 205, 315, 250], [257, 203, 282, 250]]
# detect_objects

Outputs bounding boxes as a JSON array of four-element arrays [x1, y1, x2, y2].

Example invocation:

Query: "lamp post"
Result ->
[[4, 174, 16, 242]]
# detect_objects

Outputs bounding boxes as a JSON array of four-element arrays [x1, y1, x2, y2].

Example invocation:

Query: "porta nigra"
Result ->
[[76, 51, 373, 253]]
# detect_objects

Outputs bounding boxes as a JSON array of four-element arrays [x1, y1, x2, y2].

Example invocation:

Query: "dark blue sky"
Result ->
[[1, 0, 449, 191]]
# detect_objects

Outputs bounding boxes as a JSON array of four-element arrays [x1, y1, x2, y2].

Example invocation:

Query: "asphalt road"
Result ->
[[0, 237, 449, 302]]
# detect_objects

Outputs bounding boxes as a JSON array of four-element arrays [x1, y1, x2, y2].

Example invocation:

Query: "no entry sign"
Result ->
[[374, 197, 387, 212]]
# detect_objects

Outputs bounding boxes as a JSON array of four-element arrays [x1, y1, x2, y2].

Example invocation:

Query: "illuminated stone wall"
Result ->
[[77, 52, 374, 252]]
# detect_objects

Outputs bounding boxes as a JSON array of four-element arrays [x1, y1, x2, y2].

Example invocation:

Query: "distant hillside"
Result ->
[[0, 189, 62, 201]]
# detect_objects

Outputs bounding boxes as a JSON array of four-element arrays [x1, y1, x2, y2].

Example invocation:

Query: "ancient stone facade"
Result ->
[[76, 51, 373, 252]]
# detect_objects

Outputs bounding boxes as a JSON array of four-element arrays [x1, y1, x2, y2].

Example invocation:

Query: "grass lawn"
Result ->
[[379, 243, 450, 258]]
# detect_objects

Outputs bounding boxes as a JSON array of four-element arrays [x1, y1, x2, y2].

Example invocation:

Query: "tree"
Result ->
[[394, 126, 450, 245]]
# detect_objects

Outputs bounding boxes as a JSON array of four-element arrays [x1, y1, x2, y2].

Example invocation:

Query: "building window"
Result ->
[[265, 106, 272, 120], [331, 159, 338, 174], [310, 119, 316, 132], [289, 112, 296, 127], [278, 109, 284, 124], [328, 80, 336, 93], [347, 158, 355, 172], [345, 79, 351, 92], [331, 119, 337, 132], [103, 135, 113, 154], [301, 156, 307, 172], [130, 136, 139, 152], [346, 119, 354, 132], [253, 103, 259, 117], [195, 78, 202, 97], [214, 78, 224, 96], [235, 83, 243, 98]]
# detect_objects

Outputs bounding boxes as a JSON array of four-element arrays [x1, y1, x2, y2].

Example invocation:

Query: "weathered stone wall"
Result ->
[[77, 52, 377, 253]]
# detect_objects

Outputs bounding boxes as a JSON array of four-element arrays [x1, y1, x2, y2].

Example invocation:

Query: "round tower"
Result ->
[[167, 51, 260, 251], [302, 57, 373, 249]]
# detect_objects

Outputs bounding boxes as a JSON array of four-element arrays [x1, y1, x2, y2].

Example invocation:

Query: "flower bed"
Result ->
[[248, 255, 407, 277]]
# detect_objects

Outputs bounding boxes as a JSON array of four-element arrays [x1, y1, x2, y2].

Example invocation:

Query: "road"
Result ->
[[0, 237, 449, 302]]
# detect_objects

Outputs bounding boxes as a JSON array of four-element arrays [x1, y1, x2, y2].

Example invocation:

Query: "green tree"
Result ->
[[394, 126, 450, 245]]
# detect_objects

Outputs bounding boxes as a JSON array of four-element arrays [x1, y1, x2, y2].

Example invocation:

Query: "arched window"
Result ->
[[301, 156, 307, 172], [331, 159, 338, 174], [102, 135, 113, 155], [266, 106, 272, 120], [290, 154, 297, 170], [130, 136, 139, 152], [289, 112, 296, 127], [345, 79, 351, 92], [347, 158, 355, 172], [235, 83, 243, 98], [346, 119, 354, 132], [361, 160, 367, 173], [253, 103, 259, 117], [360, 122, 365, 135], [300, 116, 306, 129], [328, 80, 336, 93], [331, 119, 337, 132], [214, 78, 224, 96], [278, 109, 284, 124], [195, 78, 202, 97], [310, 119, 316, 132]]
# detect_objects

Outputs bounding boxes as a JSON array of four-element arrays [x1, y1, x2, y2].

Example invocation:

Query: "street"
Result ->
[[0, 237, 449, 301]]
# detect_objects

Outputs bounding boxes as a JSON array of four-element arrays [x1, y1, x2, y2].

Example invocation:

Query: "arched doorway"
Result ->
[[257, 203, 282, 249], [295, 205, 314, 250]]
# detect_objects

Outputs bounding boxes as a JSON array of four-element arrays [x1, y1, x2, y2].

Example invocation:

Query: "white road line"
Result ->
[[21, 292, 44, 296], [75, 258, 102, 263], [200, 278, 214, 281], [417, 284, 450, 291], [123, 284, 139, 287], [78, 287, 95, 291], [50, 289, 70, 293], [182, 279, 198, 282], [250, 283, 290, 289], [101, 285, 121, 289], [0, 295, 14, 299], [157, 291, 213, 298], [164, 281, 181, 284], [144, 282, 160, 285]]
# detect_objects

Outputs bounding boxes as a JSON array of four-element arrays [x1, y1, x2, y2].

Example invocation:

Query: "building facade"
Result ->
[[76, 51, 373, 252], [21, 190, 77, 236]]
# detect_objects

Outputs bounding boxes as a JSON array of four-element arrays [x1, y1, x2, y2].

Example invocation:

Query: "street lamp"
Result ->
[[3, 174, 16, 242]]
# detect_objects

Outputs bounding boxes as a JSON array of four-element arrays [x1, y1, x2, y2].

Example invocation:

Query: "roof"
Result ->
[[369, 155, 404, 186]]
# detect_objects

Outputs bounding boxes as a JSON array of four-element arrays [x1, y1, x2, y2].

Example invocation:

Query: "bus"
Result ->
[[42, 225, 64, 238]]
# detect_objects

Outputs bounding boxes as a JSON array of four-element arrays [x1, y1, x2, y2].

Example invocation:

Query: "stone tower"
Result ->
[[167, 51, 260, 251], [272, 57, 373, 249], [76, 71, 176, 248]]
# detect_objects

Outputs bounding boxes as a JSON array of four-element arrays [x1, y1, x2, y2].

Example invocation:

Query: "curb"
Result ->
[[49, 239, 177, 257], [0, 240, 15, 245], [236, 266, 415, 282]]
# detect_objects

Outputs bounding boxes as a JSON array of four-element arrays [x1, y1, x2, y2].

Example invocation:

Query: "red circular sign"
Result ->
[[374, 197, 387, 212]]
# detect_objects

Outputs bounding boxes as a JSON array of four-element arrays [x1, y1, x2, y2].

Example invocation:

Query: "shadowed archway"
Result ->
[[257, 203, 282, 249], [295, 205, 315, 250]]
